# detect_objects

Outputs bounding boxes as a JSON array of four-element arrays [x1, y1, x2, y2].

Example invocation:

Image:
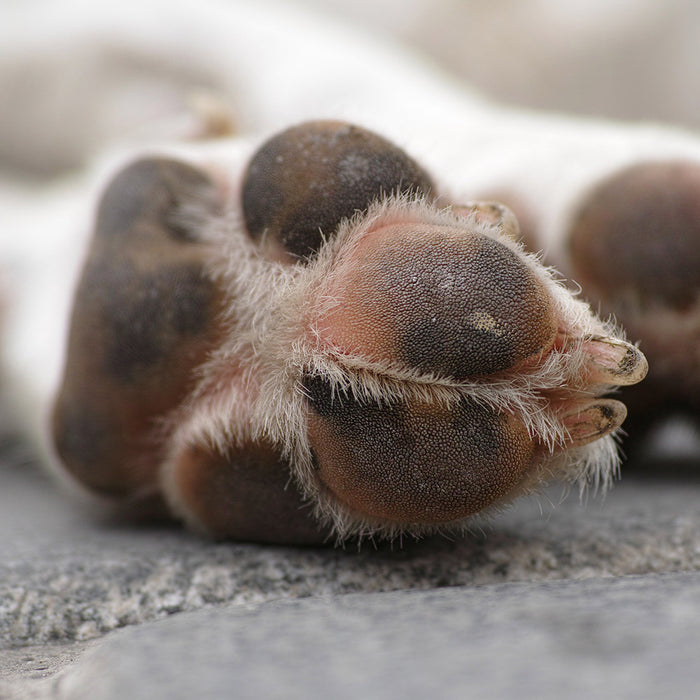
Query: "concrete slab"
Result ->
[[54, 572, 700, 700]]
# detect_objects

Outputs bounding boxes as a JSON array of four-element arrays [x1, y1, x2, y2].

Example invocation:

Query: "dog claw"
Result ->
[[560, 399, 628, 448], [584, 336, 649, 386]]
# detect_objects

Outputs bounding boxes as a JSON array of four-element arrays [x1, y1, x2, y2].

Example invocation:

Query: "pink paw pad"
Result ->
[[314, 220, 557, 380]]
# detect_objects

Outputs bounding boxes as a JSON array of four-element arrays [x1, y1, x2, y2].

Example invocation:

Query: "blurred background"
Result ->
[[4, 0, 700, 180], [4, 0, 700, 182], [300, 0, 700, 129]]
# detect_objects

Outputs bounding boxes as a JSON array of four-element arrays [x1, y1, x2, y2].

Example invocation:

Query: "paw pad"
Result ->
[[52, 157, 224, 496], [570, 161, 700, 311], [569, 161, 700, 411], [304, 374, 535, 523], [315, 221, 557, 379], [170, 441, 326, 543], [242, 120, 434, 261]]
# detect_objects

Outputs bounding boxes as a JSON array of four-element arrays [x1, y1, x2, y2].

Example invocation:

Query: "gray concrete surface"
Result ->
[[1, 449, 700, 698], [54, 573, 700, 700]]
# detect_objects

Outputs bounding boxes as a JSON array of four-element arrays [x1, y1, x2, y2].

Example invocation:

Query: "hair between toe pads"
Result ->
[[241, 120, 434, 261]]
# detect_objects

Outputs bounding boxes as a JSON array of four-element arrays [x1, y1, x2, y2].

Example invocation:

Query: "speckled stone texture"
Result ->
[[54, 572, 700, 700], [1, 445, 700, 698]]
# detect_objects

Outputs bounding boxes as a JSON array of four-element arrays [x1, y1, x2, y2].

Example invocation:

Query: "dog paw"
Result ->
[[568, 161, 700, 416], [52, 121, 648, 542]]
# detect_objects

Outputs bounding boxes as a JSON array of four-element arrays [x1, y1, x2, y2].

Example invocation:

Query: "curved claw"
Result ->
[[583, 335, 649, 386], [561, 398, 628, 448]]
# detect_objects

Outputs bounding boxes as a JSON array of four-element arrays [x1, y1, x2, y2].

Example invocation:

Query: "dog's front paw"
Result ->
[[52, 121, 648, 543]]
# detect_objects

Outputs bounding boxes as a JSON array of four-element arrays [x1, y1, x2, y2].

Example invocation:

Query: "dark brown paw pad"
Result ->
[[169, 441, 327, 544], [52, 157, 225, 495], [242, 120, 434, 262], [570, 161, 700, 312], [569, 161, 700, 409]]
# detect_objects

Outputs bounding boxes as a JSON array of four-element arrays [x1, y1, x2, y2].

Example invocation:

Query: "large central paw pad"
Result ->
[[52, 120, 648, 543]]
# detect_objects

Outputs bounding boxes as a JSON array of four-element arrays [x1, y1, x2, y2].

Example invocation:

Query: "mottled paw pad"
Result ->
[[52, 157, 224, 496], [242, 120, 434, 261], [314, 220, 557, 380], [569, 161, 700, 410], [304, 375, 535, 524]]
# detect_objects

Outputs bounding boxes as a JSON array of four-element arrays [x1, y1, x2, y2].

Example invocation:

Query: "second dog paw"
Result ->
[[569, 161, 700, 416]]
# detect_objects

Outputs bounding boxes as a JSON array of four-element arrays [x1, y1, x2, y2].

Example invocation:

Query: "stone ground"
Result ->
[[1, 432, 700, 698]]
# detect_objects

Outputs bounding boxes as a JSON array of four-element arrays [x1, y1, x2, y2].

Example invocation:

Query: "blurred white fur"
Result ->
[[300, 0, 700, 129]]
